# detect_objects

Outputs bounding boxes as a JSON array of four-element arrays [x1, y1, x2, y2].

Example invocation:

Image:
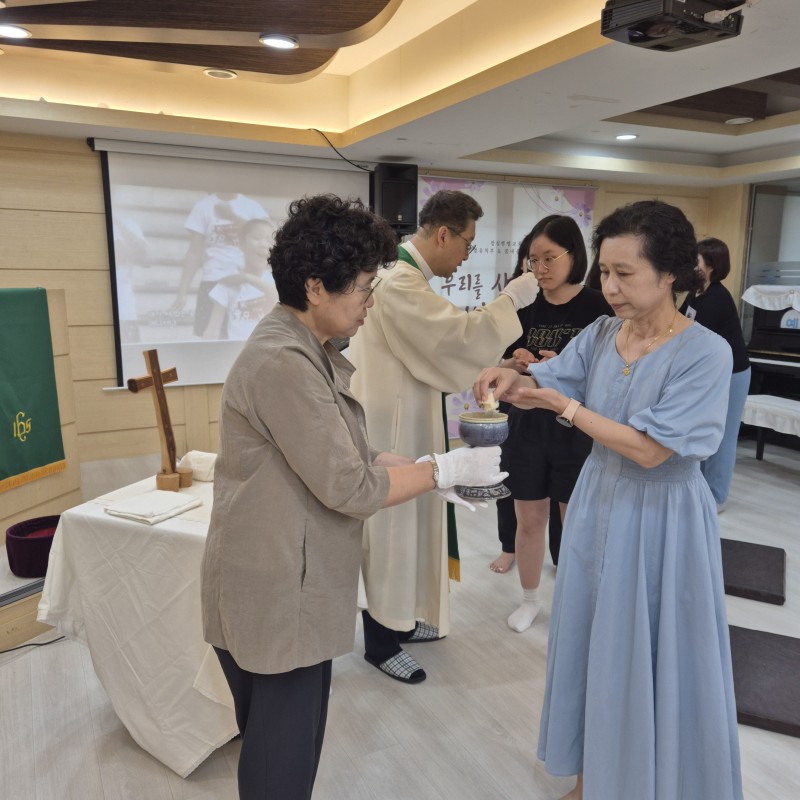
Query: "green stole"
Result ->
[[396, 246, 461, 581]]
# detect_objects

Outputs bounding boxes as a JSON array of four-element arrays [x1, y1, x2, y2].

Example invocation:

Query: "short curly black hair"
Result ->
[[270, 194, 398, 311], [418, 190, 483, 233], [592, 200, 703, 294]]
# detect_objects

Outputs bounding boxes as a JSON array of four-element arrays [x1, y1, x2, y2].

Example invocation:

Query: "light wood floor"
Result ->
[[2, 440, 798, 799]]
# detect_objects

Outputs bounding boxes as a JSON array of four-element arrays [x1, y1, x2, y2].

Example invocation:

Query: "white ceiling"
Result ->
[[2, 0, 800, 189]]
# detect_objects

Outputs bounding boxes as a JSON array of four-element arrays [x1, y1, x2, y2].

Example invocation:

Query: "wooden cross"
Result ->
[[127, 349, 190, 491]]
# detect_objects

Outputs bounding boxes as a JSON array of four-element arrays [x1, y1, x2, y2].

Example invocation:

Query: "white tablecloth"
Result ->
[[742, 284, 800, 312], [37, 477, 237, 777], [742, 394, 800, 437]]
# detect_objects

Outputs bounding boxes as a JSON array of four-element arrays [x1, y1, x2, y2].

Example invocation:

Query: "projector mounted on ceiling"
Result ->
[[600, 0, 749, 52]]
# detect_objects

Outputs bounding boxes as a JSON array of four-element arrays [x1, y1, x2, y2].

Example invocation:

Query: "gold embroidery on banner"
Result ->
[[13, 410, 32, 442]]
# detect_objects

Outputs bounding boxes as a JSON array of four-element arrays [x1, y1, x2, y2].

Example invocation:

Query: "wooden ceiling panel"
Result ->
[[640, 87, 768, 124], [0, 0, 396, 32], [10, 39, 336, 75], [0, 0, 401, 77]]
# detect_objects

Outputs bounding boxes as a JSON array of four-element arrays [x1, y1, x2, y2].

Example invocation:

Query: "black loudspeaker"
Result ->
[[370, 163, 418, 236]]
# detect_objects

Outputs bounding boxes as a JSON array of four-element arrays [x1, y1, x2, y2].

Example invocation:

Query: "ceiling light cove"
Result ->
[[259, 34, 299, 50], [204, 68, 238, 80], [0, 24, 32, 38]]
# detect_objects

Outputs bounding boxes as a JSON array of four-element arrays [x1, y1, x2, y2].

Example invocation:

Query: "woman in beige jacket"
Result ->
[[201, 195, 506, 800]]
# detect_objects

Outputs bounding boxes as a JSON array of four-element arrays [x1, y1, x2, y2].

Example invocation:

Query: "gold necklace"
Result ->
[[622, 307, 678, 376]]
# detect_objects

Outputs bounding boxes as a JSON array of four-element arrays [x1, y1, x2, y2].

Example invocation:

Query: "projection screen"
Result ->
[[97, 141, 370, 386]]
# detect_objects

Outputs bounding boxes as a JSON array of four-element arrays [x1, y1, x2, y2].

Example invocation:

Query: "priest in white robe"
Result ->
[[348, 189, 539, 683]]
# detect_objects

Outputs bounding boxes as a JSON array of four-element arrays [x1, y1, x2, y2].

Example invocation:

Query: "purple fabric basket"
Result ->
[[5, 515, 61, 579]]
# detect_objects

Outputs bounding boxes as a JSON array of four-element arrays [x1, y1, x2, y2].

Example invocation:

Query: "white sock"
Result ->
[[507, 587, 541, 632]]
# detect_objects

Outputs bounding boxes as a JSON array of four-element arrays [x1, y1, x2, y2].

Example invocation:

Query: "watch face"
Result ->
[[555, 415, 573, 428]]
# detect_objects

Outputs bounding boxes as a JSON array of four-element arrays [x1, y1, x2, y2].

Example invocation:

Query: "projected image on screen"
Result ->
[[103, 150, 368, 386]]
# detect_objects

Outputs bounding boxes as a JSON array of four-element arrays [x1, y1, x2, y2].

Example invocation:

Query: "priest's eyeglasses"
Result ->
[[526, 250, 571, 271], [447, 227, 477, 255]]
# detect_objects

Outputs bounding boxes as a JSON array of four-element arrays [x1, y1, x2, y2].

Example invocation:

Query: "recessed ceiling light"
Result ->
[[0, 24, 32, 38], [258, 34, 298, 50], [616, 133, 638, 141], [725, 116, 754, 125], [203, 68, 238, 80]]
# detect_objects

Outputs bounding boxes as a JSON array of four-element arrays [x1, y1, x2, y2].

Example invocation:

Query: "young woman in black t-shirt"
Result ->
[[491, 235, 562, 575], [499, 215, 612, 632]]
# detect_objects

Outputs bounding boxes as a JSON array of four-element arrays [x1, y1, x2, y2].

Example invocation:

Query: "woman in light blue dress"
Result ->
[[474, 200, 743, 800]]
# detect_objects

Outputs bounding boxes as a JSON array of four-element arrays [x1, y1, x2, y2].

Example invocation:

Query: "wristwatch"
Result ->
[[428, 454, 440, 487], [556, 398, 582, 428]]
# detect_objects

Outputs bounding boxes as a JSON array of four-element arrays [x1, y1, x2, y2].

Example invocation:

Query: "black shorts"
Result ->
[[501, 408, 592, 503]]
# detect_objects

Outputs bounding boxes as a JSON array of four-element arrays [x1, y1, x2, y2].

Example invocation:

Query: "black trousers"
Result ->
[[362, 609, 421, 662], [214, 647, 332, 800], [496, 495, 563, 565]]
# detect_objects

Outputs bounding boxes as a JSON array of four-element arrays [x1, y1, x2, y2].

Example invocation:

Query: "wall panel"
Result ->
[[0, 144, 104, 214], [0, 210, 109, 271], [77, 427, 188, 463], [67, 325, 118, 381], [1, 271, 113, 326], [74, 382, 186, 433]]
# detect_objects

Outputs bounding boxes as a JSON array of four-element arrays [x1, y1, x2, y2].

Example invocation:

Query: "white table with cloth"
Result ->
[[36, 476, 237, 777], [741, 393, 800, 459]]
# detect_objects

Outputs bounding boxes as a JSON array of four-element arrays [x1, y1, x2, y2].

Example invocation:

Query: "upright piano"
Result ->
[[744, 296, 800, 400]]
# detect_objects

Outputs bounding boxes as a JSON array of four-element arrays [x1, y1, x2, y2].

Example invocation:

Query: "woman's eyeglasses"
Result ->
[[353, 276, 382, 303], [526, 250, 571, 271]]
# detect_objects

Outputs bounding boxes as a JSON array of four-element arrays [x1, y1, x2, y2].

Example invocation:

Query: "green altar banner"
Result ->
[[0, 288, 65, 492]]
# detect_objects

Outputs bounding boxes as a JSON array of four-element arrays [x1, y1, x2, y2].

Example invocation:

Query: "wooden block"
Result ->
[[177, 467, 193, 488], [156, 472, 180, 492]]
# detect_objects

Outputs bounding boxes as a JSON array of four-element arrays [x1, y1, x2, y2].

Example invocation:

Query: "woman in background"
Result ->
[[679, 237, 751, 511]]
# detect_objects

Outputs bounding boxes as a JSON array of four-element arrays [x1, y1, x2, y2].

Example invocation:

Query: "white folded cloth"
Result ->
[[177, 450, 217, 482], [104, 489, 202, 525], [742, 284, 800, 312]]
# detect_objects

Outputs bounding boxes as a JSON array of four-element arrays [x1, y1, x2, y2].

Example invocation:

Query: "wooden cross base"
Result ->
[[156, 468, 193, 492], [127, 349, 193, 492]]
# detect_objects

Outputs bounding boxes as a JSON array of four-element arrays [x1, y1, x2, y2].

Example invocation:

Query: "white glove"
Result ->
[[415, 456, 489, 511], [500, 272, 539, 310], [433, 446, 507, 489], [440, 486, 489, 512]]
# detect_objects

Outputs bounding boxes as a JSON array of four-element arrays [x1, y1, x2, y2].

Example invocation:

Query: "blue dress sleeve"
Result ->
[[527, 317, 610, 403], [627, 327, 732, 459]]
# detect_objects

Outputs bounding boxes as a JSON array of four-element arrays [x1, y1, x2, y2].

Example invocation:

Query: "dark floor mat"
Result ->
[[721, 538, 786, 605], [729, 625, 800, 738]]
